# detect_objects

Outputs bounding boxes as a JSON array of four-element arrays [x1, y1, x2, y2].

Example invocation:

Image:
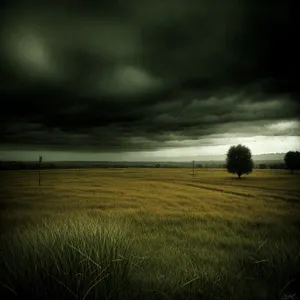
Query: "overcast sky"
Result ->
[[0, 0, 299, 161]]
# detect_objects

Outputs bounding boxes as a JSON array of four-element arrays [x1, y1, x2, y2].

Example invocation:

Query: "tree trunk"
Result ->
[[238, 172, 242, 179]]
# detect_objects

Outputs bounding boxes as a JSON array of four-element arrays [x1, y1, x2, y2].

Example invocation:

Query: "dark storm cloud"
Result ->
[[0, 0, 299, 151]]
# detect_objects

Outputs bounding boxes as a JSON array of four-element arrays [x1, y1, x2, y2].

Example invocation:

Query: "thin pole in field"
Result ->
[[38, 155, 42, 186], [192, 160, 195, 175]]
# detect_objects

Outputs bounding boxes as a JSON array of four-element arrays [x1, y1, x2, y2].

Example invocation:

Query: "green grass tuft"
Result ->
[[0, 211, 134, 300]]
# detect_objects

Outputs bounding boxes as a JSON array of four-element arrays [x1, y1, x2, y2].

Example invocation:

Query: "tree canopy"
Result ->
[[284, 151, 300, 173], [226, 144, 254, 178]]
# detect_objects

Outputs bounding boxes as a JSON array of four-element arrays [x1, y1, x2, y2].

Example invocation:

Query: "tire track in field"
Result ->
[[214, 183, 300, 198], [165, 181, 300, 205], [164, 177, 300, 198], [181, 183, 257, 198]]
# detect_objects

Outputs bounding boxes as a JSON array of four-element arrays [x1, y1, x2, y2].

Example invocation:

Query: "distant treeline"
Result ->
[[0, 161, 287, 170], [0, 161, 57, 170], [257, 163, 286, 169]]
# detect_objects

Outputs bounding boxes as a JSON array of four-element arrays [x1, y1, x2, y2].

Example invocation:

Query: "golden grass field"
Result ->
[[1, 168, 300, 221], [0, 168, 300, 300]]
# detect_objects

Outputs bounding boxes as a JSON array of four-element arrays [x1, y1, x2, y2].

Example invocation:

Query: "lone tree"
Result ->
[[226, 144, 254, 178], [284, 151, 300, 173]]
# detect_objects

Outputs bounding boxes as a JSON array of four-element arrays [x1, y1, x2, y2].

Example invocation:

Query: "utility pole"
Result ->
[[38, 155, 42, 186], [192, 160, 195, 175]]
